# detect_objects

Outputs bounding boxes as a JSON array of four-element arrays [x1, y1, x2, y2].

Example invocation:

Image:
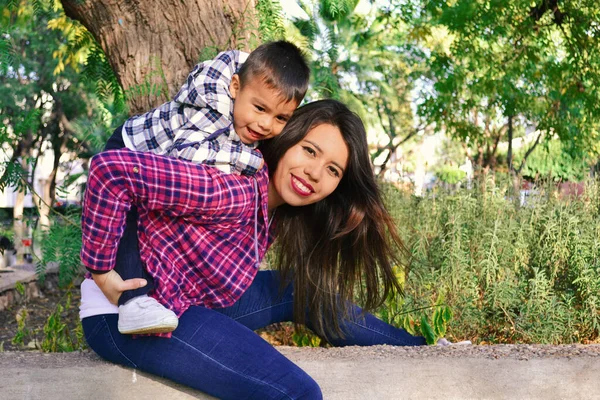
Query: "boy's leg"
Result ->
[[103, 125, 155, 306], [215, 270, 426, 346], [82, 309, 322, 400], [103, 125, 176, 334], [114, 206, 155, 305]]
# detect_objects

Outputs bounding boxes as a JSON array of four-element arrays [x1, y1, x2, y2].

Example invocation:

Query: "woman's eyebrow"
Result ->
[[305, 140, 345, 173]]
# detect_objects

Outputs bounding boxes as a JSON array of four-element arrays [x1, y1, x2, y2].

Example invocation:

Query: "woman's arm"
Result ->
[[91, 270, 147, 305], [81, 148, 254, 274]]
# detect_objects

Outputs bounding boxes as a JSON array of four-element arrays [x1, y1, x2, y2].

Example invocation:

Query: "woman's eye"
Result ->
[[329, 167, 340, 177], [303, 146, 316, 156]]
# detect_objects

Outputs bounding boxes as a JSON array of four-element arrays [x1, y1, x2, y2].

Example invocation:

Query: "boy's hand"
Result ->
[[236, 146, 264, 176], [92, 270, 147, 305]]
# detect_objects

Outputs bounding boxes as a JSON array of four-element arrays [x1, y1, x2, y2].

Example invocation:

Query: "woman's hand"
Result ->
[[91, 270, 147, 305]]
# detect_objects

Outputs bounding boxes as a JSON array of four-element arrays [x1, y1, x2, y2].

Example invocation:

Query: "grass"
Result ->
[[379, 175, 600, 344]]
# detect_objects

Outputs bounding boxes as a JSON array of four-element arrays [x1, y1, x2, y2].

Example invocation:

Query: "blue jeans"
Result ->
[[103, 125, 154, 305], [83, 271, 425, 399]]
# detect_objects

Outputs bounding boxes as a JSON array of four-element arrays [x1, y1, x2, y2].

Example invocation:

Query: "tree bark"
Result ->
[[13, 158, 27, 263], [507, 115, 514, 173], [60, 0, 257, 115]]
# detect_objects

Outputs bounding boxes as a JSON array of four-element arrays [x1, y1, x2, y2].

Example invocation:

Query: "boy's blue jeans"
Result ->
[[83, 271, 426, 400], [103, 125, 155, 305]]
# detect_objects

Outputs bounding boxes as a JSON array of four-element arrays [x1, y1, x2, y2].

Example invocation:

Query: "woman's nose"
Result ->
[[305, 163, 323, 182]]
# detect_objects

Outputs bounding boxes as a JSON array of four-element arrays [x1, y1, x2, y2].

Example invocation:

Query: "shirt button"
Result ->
[[133, 167, 139, 173]]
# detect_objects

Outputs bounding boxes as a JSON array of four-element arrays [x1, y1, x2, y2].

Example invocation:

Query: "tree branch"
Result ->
[[516, 131, 543, 174]]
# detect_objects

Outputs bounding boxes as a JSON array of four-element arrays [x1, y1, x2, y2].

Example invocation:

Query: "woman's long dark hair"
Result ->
[[260, 99, 407, 339]]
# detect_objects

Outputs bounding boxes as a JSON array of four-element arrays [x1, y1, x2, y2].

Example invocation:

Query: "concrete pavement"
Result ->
[[1, 345, 599, 399]]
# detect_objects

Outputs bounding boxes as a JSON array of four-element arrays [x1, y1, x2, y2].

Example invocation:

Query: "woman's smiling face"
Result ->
[[268, 123, 349, 210]]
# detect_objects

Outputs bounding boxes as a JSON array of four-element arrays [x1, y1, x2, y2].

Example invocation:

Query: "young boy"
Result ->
[[91, 41, 309, 335]]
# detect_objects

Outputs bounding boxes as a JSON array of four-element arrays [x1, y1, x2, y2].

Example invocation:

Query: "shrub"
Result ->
[[380, 177, 600, 344]]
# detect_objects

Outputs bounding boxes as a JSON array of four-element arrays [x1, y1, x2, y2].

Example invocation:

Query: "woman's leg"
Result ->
[[214, 270, 426, 346], [82, 310, 322, 400]]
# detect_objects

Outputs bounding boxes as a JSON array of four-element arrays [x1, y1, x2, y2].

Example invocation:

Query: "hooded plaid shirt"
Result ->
[[121, 50, 264, 176], [81, 149, 274, 316]]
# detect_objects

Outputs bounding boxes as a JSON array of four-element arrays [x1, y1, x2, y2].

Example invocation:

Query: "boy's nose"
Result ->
[[257, 116, 272, 132]]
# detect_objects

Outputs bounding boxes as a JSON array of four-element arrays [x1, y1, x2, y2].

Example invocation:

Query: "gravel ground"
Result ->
[[2, 343, 600, 362], [280, 343, 600, 360]]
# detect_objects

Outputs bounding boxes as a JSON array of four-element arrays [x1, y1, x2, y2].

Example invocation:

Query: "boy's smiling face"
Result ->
[[229, 74, 298, 144]]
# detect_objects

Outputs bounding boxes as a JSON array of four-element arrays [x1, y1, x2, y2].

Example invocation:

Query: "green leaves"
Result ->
[[256, 0, 286, 41], [39, 210, 82, 287], [420, 314, 436, 344], [408, 0, 600, 173]]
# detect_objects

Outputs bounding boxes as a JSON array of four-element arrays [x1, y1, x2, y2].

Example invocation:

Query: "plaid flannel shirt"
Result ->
[[81, 149, 275, 317], [122, 50, 263, 176]]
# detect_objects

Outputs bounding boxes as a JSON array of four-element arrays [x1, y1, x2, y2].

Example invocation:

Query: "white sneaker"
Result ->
[[437, 338, 472, 346], [118, 295, 179, 334]]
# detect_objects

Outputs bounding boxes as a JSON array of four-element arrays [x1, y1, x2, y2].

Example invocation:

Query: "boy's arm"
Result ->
[[171, 50, 265, 176], [169, 128, 264, 176], [81, 148, 252, 273], [232, 141, 264, 176]]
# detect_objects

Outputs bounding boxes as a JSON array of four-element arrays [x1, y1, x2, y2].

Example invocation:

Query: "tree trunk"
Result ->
[[13, 158, 27, 264], [507, 115, 514, 173], [60, 0, 257, 115]]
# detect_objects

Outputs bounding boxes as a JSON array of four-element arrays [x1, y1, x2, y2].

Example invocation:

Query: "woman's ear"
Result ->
[[229, 74, 241, 99]]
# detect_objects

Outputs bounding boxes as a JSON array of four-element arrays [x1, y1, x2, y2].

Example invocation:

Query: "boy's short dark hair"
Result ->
[[238, 41, 310, 105]]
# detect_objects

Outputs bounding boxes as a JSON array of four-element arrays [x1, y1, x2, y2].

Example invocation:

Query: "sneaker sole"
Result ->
[[119, 321, 179, 335]]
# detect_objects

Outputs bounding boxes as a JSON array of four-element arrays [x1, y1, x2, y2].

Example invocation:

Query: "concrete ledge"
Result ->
[[0, 263, 59, 311], [1, 345, 600, 399]]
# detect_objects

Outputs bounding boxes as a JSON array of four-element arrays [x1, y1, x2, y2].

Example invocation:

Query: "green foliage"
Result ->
[[401, 0, 600, 172], [292, 330, 322, 347], [38, 210, 82, 286], [12, 307, 35, 347], [289, 0, 427, 172], [15, 281, 25, 296], [519, 140, 592, 181], [41, 287, 86, 352], [435, 164, 466, 185], [380, 176, 600, 344], [1, 1, 119, 295], [256, 0, 286, 41], [320, 0, 359, 21]]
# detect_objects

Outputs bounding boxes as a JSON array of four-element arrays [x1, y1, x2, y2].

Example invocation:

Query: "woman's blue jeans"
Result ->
[[83, 270, 426, 400]]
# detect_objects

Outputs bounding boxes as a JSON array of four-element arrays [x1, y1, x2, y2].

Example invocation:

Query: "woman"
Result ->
[[80, 100, 426, 400]]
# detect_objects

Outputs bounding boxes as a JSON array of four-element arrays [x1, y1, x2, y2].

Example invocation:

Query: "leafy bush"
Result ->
[[518, 140, 591, 182], [434, 164, 467, 185], [380, 177, 600, 344]]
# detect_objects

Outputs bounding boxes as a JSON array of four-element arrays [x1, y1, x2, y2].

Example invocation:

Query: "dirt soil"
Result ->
[[0, 279, 81, 352]]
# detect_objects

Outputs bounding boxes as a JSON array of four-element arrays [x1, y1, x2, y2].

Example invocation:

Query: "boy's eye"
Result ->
[[276, 116, 288, 122], [255, 105, 265, 112]]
